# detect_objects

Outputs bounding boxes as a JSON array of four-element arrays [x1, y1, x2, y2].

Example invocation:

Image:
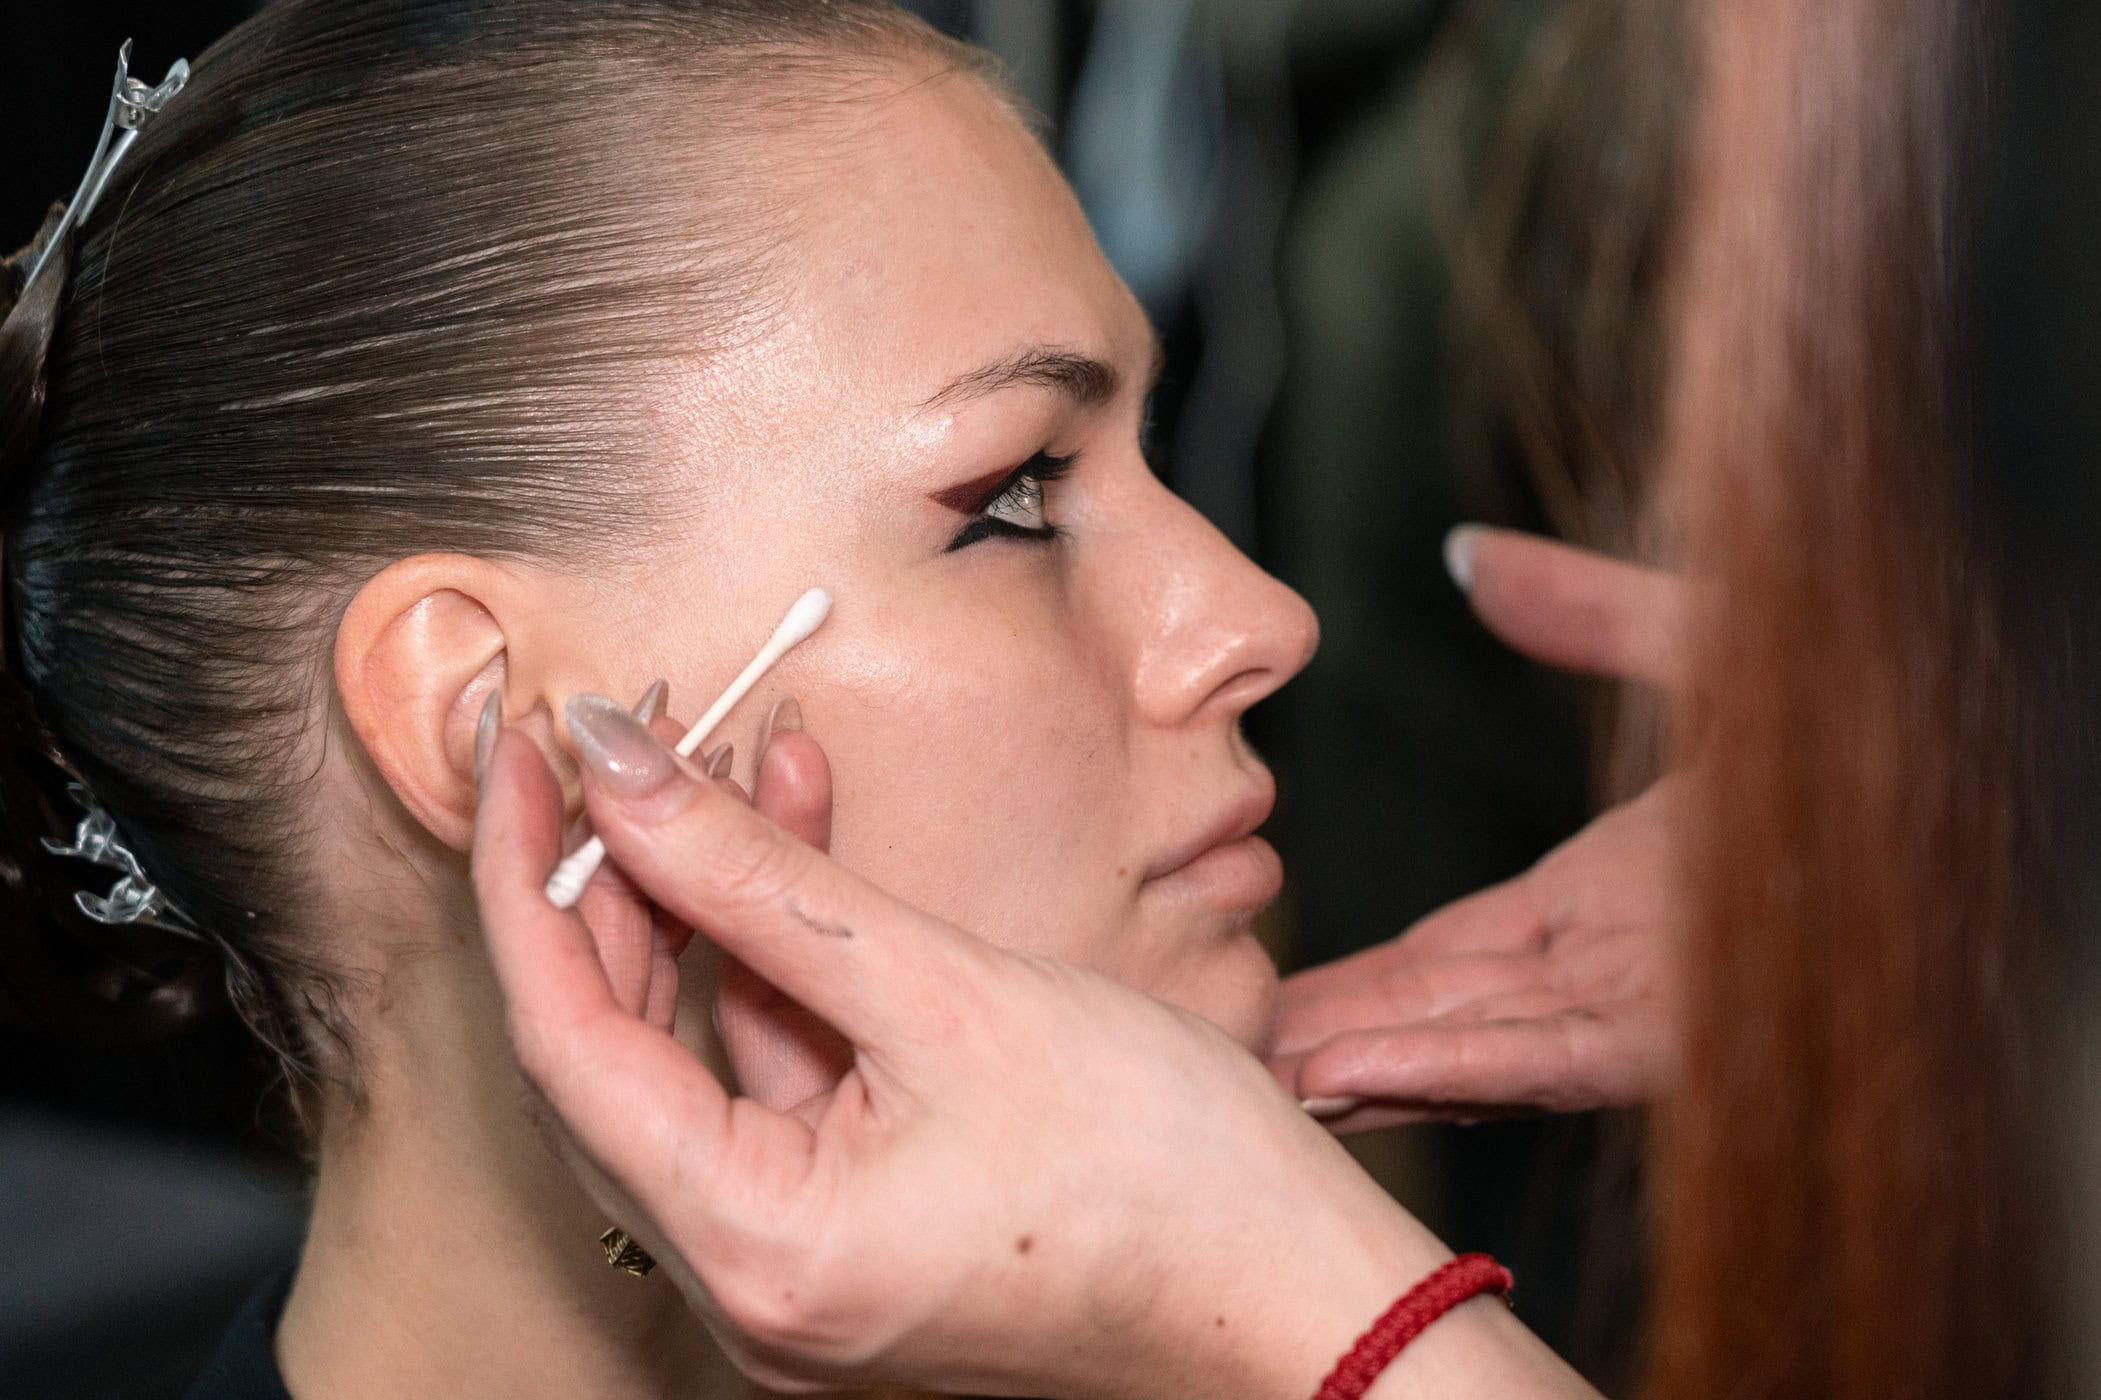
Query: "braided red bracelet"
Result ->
[[1311, 1253, 1514, 1400]]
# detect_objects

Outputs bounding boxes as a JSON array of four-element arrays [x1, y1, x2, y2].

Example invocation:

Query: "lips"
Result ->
[[1142, 776, 1278, 885]]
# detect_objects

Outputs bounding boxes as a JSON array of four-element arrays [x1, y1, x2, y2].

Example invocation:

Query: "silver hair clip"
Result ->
[[25, 40, 191, 288], [42, 783, 193, 929]]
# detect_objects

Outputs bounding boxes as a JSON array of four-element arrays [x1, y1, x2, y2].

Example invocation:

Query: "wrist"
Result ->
[[1268, 1216, 1457, 1396], [1140, 1203, 1584, 1400], [1160, 1182, 1457, 1400], [1318, 1255, 1514, 1400], [1360, 1291, 1591, 1399]]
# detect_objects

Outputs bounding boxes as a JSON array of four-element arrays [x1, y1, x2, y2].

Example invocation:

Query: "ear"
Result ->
[[334, 554, 520, 853]]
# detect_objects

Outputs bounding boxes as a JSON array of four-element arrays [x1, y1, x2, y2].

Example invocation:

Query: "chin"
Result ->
[[1177, 931, 1283, 1056]]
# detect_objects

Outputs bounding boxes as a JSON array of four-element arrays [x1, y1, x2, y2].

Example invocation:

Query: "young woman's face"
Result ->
[[584, 71, 1316, 1051]]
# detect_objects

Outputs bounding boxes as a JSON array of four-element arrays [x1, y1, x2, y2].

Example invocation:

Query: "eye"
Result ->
[[945, 451, 1077, 552], [983, 472, 1048, 531]]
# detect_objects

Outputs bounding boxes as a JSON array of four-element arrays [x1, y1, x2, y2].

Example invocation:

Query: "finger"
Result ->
[[1454, 526, 1684, 688], [1390, 874, 1553, 957], [472, 732, 813, 1231], [732, 728, 849, 1102], [474, 731, 619, 1032], [574, 711, 984, 1050], [576, 858, 659, 1018], [753, 729, 833, 853], [1271, 949, 1546, 1056], [644, 907, 690, 1032], [1271, 881, 1548, 1057], [717, 956, 855, 1110], [1421, 988, 1586, 1024], [1264, 1053, 1455, 1130], [1314, 1098, 1533, 1134], [1292, 1010, 1649, 1116], [566, 684, 702, 1021]]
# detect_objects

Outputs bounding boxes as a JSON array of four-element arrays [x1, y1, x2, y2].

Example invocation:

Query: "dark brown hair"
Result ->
[[0, 0, 977, 1103], [1644, 0, 2051, 1393]]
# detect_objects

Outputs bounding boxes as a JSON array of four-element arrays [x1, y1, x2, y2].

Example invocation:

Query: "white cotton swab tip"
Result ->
[[771, 587, 833, 655], [671, 586, 831, 759], [542, 587, 833, 909]]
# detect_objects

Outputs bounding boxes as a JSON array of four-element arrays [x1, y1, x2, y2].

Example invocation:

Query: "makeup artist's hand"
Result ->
[[564, 690, 837, 1099], [473, 711, 1591, 1400], [1269, 530, 1687, 1129]]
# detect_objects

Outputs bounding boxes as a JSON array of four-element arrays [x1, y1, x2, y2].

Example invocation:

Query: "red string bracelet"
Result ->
[[1311, 1253, 1514, 1400]]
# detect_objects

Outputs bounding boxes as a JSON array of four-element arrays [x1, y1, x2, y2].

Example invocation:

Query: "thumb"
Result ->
[[570, 694, 988, 1057], [724, 722, 852, 1108]]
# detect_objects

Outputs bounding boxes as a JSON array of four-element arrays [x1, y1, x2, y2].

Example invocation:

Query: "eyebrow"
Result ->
[[920, 339, 1165, 412]]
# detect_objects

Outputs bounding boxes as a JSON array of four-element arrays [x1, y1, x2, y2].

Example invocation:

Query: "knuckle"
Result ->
[[712, 1254, 874, 1370], [694, 815, 808, 913]]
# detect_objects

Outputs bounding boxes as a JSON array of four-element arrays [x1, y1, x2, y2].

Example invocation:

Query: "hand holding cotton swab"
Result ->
[[543, 587, 833, 909]]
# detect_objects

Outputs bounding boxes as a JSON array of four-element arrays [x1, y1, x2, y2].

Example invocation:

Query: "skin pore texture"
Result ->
[[284, 57, 1317, 1400]]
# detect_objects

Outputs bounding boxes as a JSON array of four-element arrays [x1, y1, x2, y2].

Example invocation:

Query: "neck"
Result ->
[[281, 1121, 744, 1399], [272, 937, 762, 1400]]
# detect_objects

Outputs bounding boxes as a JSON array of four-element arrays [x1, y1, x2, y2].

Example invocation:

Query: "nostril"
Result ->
[[1165, 587, 1321, 724], [1205, 652, 1302, 720]]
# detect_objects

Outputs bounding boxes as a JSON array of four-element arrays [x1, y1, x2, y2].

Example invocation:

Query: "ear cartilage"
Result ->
[[542, 587, 833, 910]]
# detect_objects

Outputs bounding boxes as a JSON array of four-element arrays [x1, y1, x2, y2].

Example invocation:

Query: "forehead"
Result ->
[[777, 71, 1143, 398]]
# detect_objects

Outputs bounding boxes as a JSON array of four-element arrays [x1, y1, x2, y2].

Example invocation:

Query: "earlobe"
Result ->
[[334, 555, 514, 853]]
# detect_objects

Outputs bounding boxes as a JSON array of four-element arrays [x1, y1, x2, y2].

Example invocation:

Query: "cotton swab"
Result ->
[[543, 587, 833, 909]]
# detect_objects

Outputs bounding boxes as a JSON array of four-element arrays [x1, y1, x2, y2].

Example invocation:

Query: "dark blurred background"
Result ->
[[2, 1, 1674, 1394]]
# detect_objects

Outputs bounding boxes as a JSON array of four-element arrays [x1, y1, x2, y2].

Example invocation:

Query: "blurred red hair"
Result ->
[[1643, 0, 2050, 1395]]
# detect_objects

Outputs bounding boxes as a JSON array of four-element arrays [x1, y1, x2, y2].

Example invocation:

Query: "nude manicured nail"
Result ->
[[1443, 524, 1484, 592], [567, 693, 680, 798], [473, 690, 502, 787], [1300, 1096, 1362, 1119], [704, 743, 735, 780], [633, 678, 669, 724], [767, 695, 802, 734]]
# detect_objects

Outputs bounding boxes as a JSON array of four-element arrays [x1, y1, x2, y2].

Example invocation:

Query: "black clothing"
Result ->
[[184, 1271, 294, 1400]]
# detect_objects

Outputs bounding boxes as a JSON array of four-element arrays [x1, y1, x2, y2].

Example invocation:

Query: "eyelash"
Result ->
[[945, 450, 1078, 552]]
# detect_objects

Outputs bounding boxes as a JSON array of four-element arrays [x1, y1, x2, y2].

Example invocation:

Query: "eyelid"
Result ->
[[977, 450, 1074, 513], [967, 463, 1036, 519], [934, 450, 1076, 520], [941, 450, 1078, 552]]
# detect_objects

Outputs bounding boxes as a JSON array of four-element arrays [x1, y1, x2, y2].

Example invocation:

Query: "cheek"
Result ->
[[805, 593, 1135, 955]]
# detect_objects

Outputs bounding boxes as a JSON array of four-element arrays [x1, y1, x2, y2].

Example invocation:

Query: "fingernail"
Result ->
[[704, 743, 735, 780], [633, 678, 669, 724], [473, 690, 502, 787], [567, 693, 681, 798], [1443, 524, 1483, 592], [1300, 1096, 1362, 1118], [766, 695, 803, 735]]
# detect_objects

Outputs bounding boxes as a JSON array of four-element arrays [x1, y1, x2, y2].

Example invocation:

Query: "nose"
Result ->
[[1118, 489, 1320, 729]]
